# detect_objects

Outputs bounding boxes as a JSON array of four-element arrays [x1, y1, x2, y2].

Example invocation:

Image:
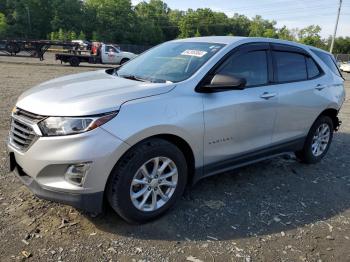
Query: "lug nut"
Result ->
[[148, 187, 151, 191]]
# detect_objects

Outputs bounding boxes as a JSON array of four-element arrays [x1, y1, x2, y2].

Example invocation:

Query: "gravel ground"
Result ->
[[0, 54, 350, 262]]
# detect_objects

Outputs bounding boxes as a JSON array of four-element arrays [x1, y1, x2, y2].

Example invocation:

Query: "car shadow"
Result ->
[[88, 131, 350, 241]]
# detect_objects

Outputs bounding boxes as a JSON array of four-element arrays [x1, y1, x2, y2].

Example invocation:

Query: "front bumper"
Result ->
[[11, 158, 104, 213], [7, 127, 130, 213]]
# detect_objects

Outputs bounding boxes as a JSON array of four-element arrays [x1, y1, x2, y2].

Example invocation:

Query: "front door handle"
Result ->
[[315, 84, 326, 91], [260, 92, 277, 99]]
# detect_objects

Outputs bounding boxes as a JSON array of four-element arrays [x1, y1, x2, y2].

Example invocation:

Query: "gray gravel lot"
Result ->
[[0, 55, 350, 261]]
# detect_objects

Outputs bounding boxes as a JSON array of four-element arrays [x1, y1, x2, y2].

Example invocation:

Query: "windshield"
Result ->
[[116, 42, 225, 83]]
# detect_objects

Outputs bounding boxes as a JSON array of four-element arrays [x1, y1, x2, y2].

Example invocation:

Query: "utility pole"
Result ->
[[330, 0, 342, 53]]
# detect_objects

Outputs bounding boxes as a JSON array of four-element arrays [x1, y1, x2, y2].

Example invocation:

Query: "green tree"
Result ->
[[331, 36, 350, 54], [91, 31, 99, 41], [70, 31, 77, 40], [50, 0, 84, 33], [58, 28, 64, 41], [194, 28, 201, 37], [277, 26, 295, 41], [85, 0, 136, 43], [298, 25, 325, 48], [0, 12, 7, 37], [49, 31, 55, 40], [228, 14, 251, 36], [168, 9, 184, 39], [1, 0, 53, 39], [249, 15, 277, 37], [0, 0, 344, 50], [134, 0, 170, 44], [78, 31, 86, 40], [178, 8, 230, 38]]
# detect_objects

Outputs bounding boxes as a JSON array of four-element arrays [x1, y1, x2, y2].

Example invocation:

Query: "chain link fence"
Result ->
[[335, 54, 350, 62]]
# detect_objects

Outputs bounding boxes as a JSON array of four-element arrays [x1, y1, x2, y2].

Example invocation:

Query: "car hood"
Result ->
[[16, 70, 175, 116]]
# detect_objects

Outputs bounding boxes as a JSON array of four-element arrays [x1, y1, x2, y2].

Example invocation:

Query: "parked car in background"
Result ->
[[8, 37, 345, 223], [340, 61, 350, 73], [72, 40, 91, 50]]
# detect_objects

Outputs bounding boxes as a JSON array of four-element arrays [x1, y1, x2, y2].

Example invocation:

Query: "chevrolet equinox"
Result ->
[[7, 37, 345, 223]]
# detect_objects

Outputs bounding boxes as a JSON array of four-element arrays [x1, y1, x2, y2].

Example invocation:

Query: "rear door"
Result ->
[[270, 44, 328, 143], [202, 43, 279, 168]]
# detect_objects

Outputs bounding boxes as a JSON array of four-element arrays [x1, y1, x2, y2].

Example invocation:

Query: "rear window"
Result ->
[[273, 51, 307, 82], [312, 49, 341, 77]]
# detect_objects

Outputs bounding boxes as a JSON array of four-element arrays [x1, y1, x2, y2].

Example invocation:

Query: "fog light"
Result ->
[[65, 162, 91, 186]]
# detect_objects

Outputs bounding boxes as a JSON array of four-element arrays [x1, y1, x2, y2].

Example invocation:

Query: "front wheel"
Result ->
[[107, 138, 188, 223], [295, 115, 334, 164]]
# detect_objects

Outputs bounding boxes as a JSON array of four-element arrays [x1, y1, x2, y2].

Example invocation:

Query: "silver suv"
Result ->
[[7, 37, 345, 223]]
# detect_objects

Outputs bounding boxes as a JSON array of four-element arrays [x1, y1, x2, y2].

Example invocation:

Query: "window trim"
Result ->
[[195, 42, 325, 93]]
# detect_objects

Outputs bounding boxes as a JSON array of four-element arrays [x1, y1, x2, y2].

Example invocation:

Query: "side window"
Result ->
[[218, 50, 268, 87], [273, 51, 307, 82], [306, 57, 321, 79], [312, 49, 341, 77], [105, 46, 116, 53]]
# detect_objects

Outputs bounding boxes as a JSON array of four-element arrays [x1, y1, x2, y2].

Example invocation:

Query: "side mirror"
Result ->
[[199, 74, 246, 92]]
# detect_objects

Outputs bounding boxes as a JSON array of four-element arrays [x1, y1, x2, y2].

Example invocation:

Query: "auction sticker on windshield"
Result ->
[[181, 50, 208, 57]]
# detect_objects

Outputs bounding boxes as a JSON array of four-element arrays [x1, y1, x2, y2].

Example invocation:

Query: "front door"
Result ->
[[202, 43, 279, 170], [102, 45, 120, 64]]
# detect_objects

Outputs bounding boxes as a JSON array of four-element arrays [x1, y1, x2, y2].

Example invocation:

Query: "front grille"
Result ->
[[9, 108, 45, 151], [15, 109, 44, 122]]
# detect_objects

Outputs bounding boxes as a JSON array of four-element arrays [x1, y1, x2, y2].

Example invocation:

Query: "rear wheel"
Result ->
[[69, 57, 80, 67], [6, 43, 20, 54], [107, 138, 188, 223], [295, 115, 333, 164]]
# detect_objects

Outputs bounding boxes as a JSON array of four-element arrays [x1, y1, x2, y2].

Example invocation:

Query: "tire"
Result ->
[[107, 138, 188, 223], [295, 115, 334, 164], [6, 43, 20, 54], [69, 57, 80, 67], [120, 58, 129, 65]]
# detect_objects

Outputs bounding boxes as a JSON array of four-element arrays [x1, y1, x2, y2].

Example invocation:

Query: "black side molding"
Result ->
[[193, 137, 305, 184]]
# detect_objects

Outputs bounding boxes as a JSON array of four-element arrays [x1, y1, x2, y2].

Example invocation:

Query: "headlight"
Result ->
[[38, 111, 118, 136]]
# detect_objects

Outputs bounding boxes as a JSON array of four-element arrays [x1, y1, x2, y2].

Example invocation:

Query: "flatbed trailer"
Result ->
[[0, 40, 79, 60]]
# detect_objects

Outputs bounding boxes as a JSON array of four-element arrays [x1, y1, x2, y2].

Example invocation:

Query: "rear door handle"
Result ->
[[260, 92, 277, 99], [315, 84, 326, 91]]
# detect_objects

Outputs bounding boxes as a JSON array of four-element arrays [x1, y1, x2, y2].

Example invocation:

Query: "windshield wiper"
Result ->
[[119, 74, 149, 82]]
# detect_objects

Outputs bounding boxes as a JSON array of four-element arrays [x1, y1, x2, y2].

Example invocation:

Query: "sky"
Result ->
[[131, 0, 350, 38]]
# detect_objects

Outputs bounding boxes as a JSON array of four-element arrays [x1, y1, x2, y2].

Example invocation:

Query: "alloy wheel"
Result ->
[[311, 123, 331, 157], [130, 157, 178, 212]]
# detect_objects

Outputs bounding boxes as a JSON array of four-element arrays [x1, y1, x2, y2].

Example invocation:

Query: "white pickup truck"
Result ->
[[55, 43, 137, 67]]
